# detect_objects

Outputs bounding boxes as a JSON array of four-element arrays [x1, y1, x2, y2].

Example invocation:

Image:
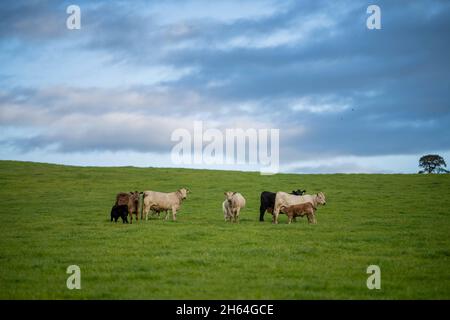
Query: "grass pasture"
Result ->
[[0, 160, 449, 299]]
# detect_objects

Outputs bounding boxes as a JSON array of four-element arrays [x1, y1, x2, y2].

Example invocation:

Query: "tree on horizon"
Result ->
[[418, 154, 447, 174]]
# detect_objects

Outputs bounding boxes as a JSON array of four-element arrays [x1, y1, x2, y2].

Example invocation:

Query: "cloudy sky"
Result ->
[[0, 0, 449, 173]]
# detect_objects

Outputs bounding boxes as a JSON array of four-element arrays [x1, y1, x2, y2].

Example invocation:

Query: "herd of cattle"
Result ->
[[110, 188, 326, 225]]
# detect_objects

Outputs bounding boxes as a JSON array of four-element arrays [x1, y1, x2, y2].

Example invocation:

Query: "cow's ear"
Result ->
[[224, 192, 227, 195], [232, 192, 237, 195]]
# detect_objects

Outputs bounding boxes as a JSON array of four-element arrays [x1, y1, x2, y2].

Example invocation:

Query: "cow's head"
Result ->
[[178, 188, 189, 200], [129, 191, 140, 199], [224, 191, 236, 204], [316, 192, 326, 205]]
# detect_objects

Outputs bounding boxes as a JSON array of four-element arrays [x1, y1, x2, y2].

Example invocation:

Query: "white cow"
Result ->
[[223, 192, 246, 223], [272, 192, 326, 224], [142, 188, 189, 221]]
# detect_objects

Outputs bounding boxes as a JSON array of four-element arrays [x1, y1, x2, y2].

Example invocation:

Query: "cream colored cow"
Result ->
[[142, 188, 189, 221], [223, 192, 246, 223]]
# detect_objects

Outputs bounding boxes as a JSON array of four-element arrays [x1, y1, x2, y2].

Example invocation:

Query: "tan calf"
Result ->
[[280, 202, 317, 224]]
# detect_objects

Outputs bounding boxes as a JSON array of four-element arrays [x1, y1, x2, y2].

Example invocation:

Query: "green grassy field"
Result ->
[[0, 160, 449, 299]]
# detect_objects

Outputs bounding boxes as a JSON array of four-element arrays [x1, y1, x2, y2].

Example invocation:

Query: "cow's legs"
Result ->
[[236, 208, 240, 223], [144, 204, 150, 221], [225, 208, 230, 221], [172, 207, 177, 221], [259, 205, 265, 222], [145, 204, 153, 221], [226, 207, 231, 222], [272, 207, 279, 224]]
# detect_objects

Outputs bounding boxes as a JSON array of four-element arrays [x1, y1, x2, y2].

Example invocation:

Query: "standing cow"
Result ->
[[115, 191, 140, 224], [259, 189, 306, 222], [223, 192, 246, 223], [280, 202, 317, 224], [272, 192, 326, 224], [142, 188, 189, 221], [110, 204, 128, 223]]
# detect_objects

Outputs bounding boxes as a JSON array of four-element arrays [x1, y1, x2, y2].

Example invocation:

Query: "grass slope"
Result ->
[[0, 160, 449, 299]]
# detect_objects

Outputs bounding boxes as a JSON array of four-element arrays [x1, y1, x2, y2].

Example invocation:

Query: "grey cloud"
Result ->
[[0, 1, 71, 40]]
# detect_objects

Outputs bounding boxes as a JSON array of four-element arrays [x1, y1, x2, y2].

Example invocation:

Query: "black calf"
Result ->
[[111, 204, 129, 223]]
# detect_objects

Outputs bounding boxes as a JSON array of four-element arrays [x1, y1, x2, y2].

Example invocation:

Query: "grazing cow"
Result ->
[[142, 188, 189, 221], [259, 189, 306, 221], [223, 192, 246, 223], [115, 191, 140, 224], [110, 204, 129, 223], [280, 202, 317, 224], [272, 192, 326, 224]]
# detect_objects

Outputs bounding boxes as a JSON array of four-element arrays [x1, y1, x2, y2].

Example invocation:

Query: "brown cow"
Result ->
[[115, 191, 140, 224], [280, 202, 317, 224]]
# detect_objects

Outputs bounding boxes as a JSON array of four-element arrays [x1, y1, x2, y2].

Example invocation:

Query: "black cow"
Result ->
[[259, 189, 306, 222], [111, 204, 129, 223]]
